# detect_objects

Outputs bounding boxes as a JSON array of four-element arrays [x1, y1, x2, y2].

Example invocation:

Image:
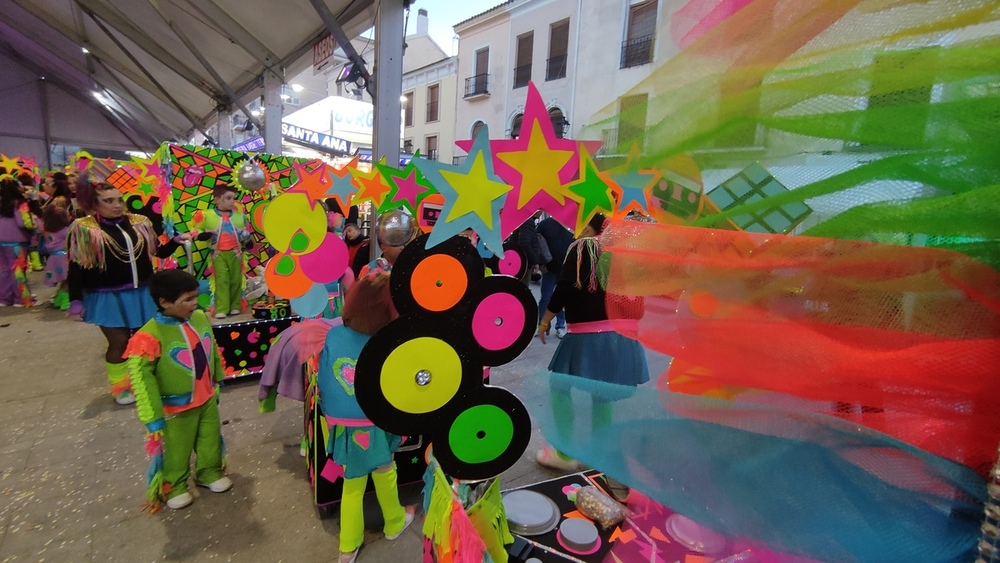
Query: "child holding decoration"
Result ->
[[124, 269, 232, 511], [317, 272, 415, 562], [0, 175, 36, 307], [190, 186, 250, 319], [41, 205, 72, 310]]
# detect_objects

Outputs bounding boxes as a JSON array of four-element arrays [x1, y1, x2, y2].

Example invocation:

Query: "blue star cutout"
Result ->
[[612, 170, 659, 210], [412, 124, 510, 257]]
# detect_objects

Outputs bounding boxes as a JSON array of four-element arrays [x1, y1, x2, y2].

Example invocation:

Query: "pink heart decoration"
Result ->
[[353, 430, 370, 451], [342, 364, 355, 386]]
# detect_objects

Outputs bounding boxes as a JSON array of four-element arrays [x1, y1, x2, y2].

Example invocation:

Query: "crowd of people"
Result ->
[[1, 172, 651, 561]]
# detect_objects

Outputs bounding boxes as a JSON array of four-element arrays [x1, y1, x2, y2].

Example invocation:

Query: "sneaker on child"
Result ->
[[200, 476, 233, 493], [166, 492, 193, 509]]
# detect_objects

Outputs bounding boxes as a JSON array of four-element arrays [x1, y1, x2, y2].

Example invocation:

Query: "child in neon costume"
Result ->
[[0, 176, 36, 307], [124, 269, 232, 511], [190, 185, 250, 319], [317, 272, 415, 562]]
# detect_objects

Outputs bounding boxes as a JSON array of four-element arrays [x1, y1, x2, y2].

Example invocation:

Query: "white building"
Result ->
[[402, 9, 459, 164], [453, 0, 675, 162]]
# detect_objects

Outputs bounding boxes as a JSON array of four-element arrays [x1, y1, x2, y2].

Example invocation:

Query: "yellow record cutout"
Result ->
[[381, 336, 463, 414], [262, 192, 326, 253]]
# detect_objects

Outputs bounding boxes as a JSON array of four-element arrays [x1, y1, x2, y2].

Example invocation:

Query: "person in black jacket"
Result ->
[[513, 210, 543, 285], [536, 216, 574, 338], [67, 179, 189, 405]]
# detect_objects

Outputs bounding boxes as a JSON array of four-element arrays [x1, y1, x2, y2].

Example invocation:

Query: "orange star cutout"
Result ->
[[287, 160, 332, 203], [351, 165, 393, 209]]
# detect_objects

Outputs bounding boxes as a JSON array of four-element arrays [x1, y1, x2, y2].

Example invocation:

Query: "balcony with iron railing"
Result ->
[[464, 74, 490, 98], [620, 34, 654, 69], [513, 64, 532, 89], [452, 155, 467, 165], [425, 149, 439, 161], [546, 54, 567, 81]]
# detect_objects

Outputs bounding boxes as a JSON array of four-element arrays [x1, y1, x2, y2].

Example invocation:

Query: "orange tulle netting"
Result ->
[[602, 220, 1000, 475]]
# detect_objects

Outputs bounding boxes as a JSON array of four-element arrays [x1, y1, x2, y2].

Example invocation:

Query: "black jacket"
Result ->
[[536, 217, 574, 275], [513, 221, 542, 265], [67, 214, 181, 301]]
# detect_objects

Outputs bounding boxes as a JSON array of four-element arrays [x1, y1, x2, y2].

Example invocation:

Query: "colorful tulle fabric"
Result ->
[[528, 371, 984, 562], [601, 220, 1000, 475]]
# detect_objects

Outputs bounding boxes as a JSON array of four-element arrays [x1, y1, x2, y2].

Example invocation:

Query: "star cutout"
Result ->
[[287, 160, 332, 204], [351, 161, 393, 209], [605, 144, 662, 219], [496, 120, 574, 208], [413, 124, 510, 257], [323, 156, 359, 213], [375, 157, 437, 214], [0, 154, 21, 174], [566, 150, 616, 236], [456, 82, 604, 237]]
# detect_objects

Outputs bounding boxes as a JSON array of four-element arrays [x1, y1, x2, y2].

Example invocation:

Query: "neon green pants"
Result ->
[[163, 398, 225, 498], [339, 462, 407, 552], [213, 250, 243, 314]]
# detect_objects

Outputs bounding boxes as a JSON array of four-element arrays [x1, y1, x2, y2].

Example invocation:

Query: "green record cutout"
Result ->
[[431, 387, 531, 481]]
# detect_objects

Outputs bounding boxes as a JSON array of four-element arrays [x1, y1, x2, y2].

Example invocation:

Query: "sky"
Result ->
[[405, 0, 504, 55]]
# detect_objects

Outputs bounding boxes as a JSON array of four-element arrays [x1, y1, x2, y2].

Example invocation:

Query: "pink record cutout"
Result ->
[[472, 293, 525, 351], [498, 248, 524, 277]]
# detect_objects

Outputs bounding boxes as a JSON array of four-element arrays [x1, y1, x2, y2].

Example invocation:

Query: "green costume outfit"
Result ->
[[191, 208, 249, 314], [125, 310, 227, 508]]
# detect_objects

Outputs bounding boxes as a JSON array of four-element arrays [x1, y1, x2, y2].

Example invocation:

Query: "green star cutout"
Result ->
[[566, 151, 615, 236]]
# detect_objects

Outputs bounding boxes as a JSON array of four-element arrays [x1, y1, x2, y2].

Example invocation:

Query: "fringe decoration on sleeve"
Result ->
[[466, 477, 513, 563], [124, 331, 161, 361], [422, 462, 454, 556], [126, 355, 158, 425], [66, 216, 105, 270], [144, 430, 168, 513], [17, 202, 35, 231]]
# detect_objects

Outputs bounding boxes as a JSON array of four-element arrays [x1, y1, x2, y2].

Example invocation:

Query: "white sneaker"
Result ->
[[385, 506, 416, 540], [114, 393, 137, 406], [229, 309, 241, 315], [214, 312, 227, 319], [200, 476, 232, 493], [166, 492, 193, 509], [555, 327, 567, 339]]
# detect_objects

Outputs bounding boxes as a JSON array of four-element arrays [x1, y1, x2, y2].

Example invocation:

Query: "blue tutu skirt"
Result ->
[[82, 287, 158, 329], [330, 425, 402, 479], [548, 331, 650, 387]]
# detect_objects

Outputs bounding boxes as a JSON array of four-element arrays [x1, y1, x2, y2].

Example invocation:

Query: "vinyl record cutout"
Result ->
[[484, 241, 527, 279], [390, 233, 485, 316], [431, 387, 531, 481], [354, 313, 480, 436], [464, 276, 538, 366]]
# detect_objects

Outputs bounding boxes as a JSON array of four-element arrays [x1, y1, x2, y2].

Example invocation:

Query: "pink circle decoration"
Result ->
[[299, 233, 349, 284], [471, 293, 524, 351], [498, 249, 523, 276]]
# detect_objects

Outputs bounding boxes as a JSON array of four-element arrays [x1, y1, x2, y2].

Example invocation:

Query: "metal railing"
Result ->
[[452, 155, 467, 165], [620, 34, 654, 68], [513, 64, 532, 89], [464, 74, 489, 97], [546, 55, 567, 81], [425, 149, 439, 161]]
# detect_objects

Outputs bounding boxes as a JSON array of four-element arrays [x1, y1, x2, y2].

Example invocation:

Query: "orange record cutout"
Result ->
[[264, 252, 312, 299], [410, 254, 469, 312]]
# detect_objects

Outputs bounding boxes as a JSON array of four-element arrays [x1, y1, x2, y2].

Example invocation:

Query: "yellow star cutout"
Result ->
[[496, 120, 574, 208], [439, 152, 511, 230]]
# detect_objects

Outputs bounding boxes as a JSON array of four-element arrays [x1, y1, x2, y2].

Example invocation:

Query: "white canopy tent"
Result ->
[[0, 0, 387, 165]]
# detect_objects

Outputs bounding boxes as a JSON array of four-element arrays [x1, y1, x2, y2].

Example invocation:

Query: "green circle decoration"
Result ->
[[448, 404, 513, 464]]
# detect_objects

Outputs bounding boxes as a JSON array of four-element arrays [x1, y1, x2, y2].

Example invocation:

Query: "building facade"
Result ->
[[452, 0, 680, 162]]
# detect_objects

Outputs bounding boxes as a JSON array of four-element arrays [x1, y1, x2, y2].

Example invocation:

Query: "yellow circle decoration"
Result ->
[[381, 337, 462, 414], [262, 192, 326, 253]]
